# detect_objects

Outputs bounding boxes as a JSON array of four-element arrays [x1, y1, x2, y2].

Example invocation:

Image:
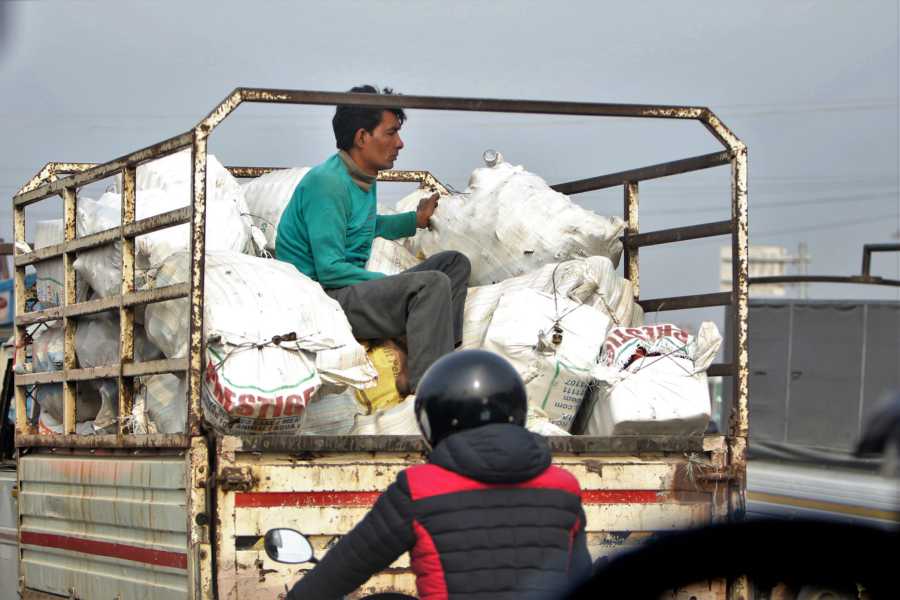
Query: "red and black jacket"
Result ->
[[287, 423, 591, 600]]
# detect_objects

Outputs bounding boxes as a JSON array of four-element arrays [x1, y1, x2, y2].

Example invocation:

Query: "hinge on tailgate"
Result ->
[[217, 466, 256, 492]]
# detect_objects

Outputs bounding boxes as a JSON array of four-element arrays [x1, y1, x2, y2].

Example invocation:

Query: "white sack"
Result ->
[[34, 220, 89, 306], [74, 312, 162, 368], [526, 407, 572, 437], [117, 149, 257, 264], [462, 257, 642, 351], [299, 385, 362, 435], [586, 323, 723, 436], [38, 412, 95, 436], [32, 323, 118, 428], [240, 167, 311, 252], [396, 160, 625, 285], [139, 373, 187, 434], [365, 238, 422, 276], [144, 251, 375, 435], [483, 288, 611, 431], [350, 395, 419, 435], [34, 220, 65, 307]]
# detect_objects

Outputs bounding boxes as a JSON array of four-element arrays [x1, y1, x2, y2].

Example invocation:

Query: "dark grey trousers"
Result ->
[[326, 251, 471, 390]]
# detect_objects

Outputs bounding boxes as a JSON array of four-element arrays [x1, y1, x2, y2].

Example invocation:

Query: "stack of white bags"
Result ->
[[36, 149, 717, 439]]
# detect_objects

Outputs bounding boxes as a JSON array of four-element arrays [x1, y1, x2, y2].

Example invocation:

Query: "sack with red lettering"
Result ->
[[144, 251, 376, 435], [585, 322, 721, 436]]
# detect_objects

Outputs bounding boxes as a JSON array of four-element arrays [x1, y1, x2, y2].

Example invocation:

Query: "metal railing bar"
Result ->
[[750, 275, 900, 287], [15, 358, 188, 387], [625, 220, 732, 248], [15, 433, 191, 449], [14, 207, 192, 267], [707, 363, 735, 377], [15, 283, 190, 326], [551, 151, 731, 195], [236, 87, 708, 119], [123, 357, 189, 377], [638, 291, 732, 312], [14, 131, 194, 207], [862, 243, 900, 277]]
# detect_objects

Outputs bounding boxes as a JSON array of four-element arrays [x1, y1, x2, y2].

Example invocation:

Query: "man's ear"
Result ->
[[353, 128, 368, 149]]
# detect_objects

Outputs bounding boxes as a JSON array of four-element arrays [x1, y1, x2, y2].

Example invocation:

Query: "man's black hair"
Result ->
[[332, 85, 406, 151]]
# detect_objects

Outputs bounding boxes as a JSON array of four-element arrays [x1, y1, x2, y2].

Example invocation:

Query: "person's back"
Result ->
[[403, 422, 587, 599], [286, 351, 590, 600]]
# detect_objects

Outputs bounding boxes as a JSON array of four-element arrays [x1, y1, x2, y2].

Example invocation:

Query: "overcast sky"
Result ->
[[1, 0, 898, 321]]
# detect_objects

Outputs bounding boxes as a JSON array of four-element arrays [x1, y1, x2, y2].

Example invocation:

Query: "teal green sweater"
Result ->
[[275, 154, 417, 289]]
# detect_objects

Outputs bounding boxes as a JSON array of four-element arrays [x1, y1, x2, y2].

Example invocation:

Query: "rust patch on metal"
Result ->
[[218, 466, 256, 492]]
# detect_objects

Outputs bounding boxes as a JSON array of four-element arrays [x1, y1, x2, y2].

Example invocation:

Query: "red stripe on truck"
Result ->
[[582, 490, 660, 504], [20, 531, 188, 569], [234, 489, 659, 508], [235, 491, 382, 508]]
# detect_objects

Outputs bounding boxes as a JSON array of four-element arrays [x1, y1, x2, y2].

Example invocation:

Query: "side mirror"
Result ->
[[264, 528, 316, 564]]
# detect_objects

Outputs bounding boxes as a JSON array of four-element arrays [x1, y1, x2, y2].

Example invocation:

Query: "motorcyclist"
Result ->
[[285, 349, 591, 600]]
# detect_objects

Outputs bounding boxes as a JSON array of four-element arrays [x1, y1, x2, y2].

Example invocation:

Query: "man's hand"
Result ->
[[416, 192, 440, 229]]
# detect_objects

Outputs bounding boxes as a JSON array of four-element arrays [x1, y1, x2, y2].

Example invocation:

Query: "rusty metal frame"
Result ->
[[10, 89, 749, 511], [750, 243, 900, 288], [13, 134, 197, 448]]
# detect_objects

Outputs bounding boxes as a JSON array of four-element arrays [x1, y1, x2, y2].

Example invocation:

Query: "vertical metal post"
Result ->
[[118, 167, 136, 435], [187, 130, 208, 435], [13, 206, 29, 435], [62, 187, 78, 434], [623, 181, 640, 299], [730, 148, 749, 440]]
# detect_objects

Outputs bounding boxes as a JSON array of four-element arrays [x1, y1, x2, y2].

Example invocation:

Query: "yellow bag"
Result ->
[[356, 341, 408, 414]]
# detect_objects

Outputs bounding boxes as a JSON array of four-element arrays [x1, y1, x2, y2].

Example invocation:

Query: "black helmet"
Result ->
[[414, 350, 527, 447]]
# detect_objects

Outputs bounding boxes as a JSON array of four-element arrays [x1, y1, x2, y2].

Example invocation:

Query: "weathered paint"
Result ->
[[216, 447, 726, 600], [0, 467, 18, 600], [624, 181, 639, 299], [13, 132, 193, 207], [119, 165, 137, 436], [187, 132, 207, 437], [15, 162, 94, 197], [18, 451, 192, 600]]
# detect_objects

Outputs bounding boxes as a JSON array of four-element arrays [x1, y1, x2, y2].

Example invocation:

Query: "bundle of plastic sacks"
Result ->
[[29, 149, 718, 439]]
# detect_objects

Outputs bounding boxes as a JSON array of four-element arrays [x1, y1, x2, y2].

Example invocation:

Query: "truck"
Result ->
[[7, 88, 749, 599], [730, 251, 900, 529]]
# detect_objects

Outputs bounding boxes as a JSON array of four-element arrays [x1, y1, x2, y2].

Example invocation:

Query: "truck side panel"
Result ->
[[18, 451, 193, 600], [216, 437, 729, 599]]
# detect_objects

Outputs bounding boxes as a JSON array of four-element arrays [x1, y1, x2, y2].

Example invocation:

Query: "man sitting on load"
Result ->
[[276, 85, 470, 394]]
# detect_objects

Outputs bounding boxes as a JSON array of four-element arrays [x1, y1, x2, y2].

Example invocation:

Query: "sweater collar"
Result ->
[[338, 150, 376, 192]]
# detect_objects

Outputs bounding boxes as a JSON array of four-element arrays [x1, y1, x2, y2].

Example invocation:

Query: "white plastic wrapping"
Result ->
[[483, 288, 611, 431], [34, 220, 88, 306], [240, 167, 311, 252], [300, 385, 362, 435], [526, 407, 572, 437], [586, 323, 722, 436], [462, 257, 642, 351], [139, 374, 187, 434], [396, 160, 625, 285], [365, 238, 422, 276], [350, 395, 419, 435], [144, 251, 375, 434], [73, 313, 162, 369]]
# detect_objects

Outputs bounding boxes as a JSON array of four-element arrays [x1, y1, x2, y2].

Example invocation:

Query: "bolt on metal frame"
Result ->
[[11, 89, 749, 469]]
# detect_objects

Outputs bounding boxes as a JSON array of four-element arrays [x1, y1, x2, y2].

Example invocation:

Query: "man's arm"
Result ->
[[304, 174, 387, 288], [285, 475, 416, 600], [374, 211, 416, 241], [374, 192, 439, 240]]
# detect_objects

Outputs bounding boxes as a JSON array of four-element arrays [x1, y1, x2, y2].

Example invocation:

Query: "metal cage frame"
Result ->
[[10, 89, 749, 477]]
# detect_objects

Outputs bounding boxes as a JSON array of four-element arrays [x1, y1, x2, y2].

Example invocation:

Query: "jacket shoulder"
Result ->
[[533, 465, 582, 497]]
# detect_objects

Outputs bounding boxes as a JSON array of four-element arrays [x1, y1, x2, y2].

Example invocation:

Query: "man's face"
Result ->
[[356, 110, 404, 172]]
